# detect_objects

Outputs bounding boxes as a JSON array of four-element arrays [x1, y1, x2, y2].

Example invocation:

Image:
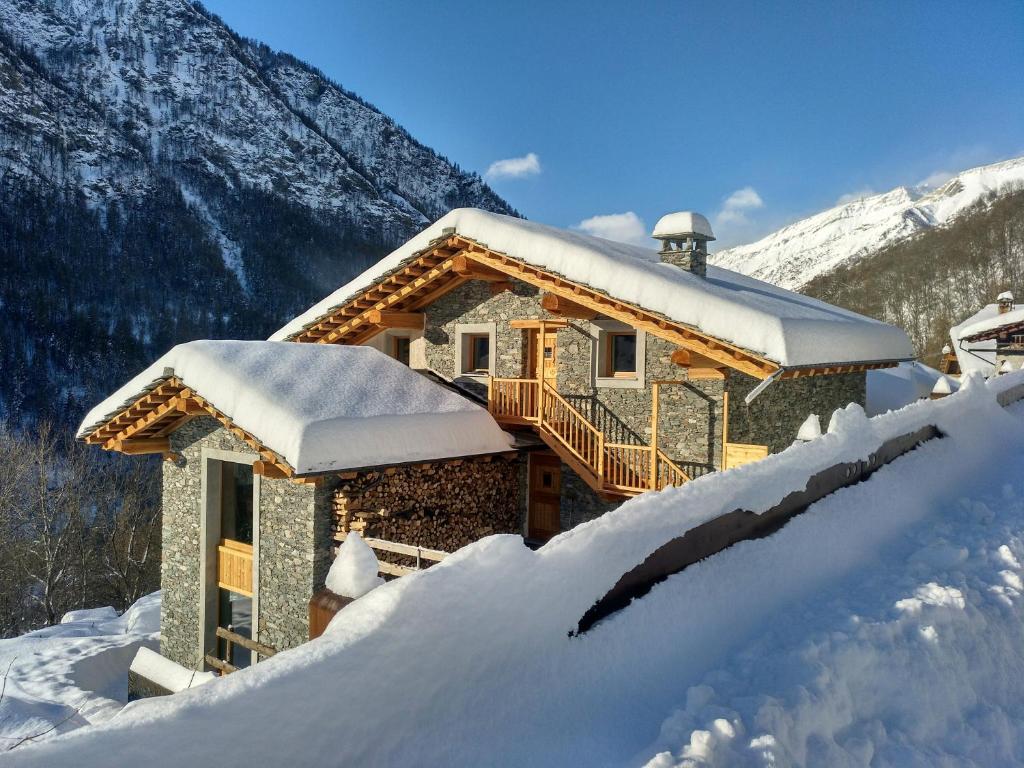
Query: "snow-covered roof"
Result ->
[[958, 306, 1024, 341], [272, 209, 914, 368], [651, 211, 715, 240], [950, 303, 1024, 376], [77, 341, 513, 474]]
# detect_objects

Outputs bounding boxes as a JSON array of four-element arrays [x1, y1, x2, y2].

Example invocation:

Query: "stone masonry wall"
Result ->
[[335, 455, 523, 557], [161, 418, 335, 668], [725, 371, 867, 453], [161, 418, 249, 669], [422, 280, 724, 475]]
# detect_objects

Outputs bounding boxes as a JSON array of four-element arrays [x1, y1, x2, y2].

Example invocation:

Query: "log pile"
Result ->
[[332, 455, 522, 562]]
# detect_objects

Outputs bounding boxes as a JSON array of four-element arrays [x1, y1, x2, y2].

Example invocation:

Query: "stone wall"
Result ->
[[335, 455, 524, 556], [257, 474, 337, 654], [725, 371, 867, 453], [161, 418, 248, 669], [160, 418, 335, 669], [421, 280, 724, 475]]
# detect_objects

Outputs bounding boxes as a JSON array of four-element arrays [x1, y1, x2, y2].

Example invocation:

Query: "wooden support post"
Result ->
[[537, 320, 546, 427], [650, 382, 660, 490], [721, 390, 730, 470]]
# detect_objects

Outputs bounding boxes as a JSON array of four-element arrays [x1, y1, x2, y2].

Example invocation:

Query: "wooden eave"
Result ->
[[81, 377, 296, 479], [962, 319, 1024, 344], [284, 234, 905, 380]]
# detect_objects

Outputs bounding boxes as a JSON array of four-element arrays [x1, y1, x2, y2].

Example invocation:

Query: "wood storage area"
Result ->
[[332, 454, 523, 566]]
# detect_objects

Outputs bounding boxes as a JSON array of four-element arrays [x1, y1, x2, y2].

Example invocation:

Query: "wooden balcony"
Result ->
[[488, 377, 689, 496]]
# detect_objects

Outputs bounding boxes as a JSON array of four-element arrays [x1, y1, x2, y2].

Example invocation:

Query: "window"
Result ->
[[392, 336, 411, 366], [605, 332, 637, 377], [220, 461, 253, 545], [465, 333, 490, 375]]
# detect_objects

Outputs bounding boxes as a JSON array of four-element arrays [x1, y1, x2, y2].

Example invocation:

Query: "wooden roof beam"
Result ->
[[452, 254, 508, 282], [365, 310, 425, 330], [110, 438, 170, 455], [540, 293, 598, 320]]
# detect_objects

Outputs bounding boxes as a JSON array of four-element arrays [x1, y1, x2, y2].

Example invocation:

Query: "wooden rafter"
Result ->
[[82, 378, 296, 479], [365, 310, 425, 330], [283, 234, 902, 380]]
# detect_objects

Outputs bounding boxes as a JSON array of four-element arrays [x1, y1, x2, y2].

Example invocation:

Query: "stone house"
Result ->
[[946, 291, 1024, 376], [78, 207, 913, 674]]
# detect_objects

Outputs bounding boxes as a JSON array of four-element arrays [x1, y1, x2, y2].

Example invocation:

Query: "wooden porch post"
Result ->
[[537, 320, 546, 427], [721, 390, 730, 470], [650, 382, 660, 489]]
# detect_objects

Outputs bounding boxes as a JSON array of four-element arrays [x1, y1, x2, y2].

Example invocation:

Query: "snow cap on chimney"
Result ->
[[652, 212, 715, 278], [997, 290, 1014, 314]]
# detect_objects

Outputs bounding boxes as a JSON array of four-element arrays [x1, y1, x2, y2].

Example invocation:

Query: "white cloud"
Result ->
[[715, 186, 764, 227], [916, 170, 955, 189], [575, 211, 648, 246], [835, 187, 877, 205], [485, 152, 541, 181]]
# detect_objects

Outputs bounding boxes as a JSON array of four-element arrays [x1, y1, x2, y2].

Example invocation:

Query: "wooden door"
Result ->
[[527, 329, 558, 384], [528, 453, 562, 541]]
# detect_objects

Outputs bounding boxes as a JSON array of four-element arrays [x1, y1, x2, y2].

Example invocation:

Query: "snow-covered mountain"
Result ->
[[712, 156, 1024, 290], [0, 0, 515, 426]]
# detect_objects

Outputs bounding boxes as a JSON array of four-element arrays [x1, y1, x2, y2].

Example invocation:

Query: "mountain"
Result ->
[[0, 0, 515, 427], [711, 156, 1024, 291]]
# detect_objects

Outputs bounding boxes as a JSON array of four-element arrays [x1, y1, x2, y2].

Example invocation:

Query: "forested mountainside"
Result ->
[[712, 156, 1024, 291], [0, 0, 515, 427], [802, 188, 1024, 366]]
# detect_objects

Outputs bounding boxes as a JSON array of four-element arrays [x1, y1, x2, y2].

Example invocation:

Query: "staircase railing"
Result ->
[[489, 377, 689, 495]]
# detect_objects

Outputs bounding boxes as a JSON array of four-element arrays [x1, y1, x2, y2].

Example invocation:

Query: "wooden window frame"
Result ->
[[391, 335, 412, 366], [604, 331, 638, 378], [465, 333, 491, 376]]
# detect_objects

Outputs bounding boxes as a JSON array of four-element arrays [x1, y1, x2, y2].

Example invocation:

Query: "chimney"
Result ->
[[652, 212, 715, 278], [997, 290, 1014, 315]]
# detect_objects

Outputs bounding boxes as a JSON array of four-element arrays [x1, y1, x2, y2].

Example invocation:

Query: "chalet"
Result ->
[[78, 208, 913, 674], [942, 291, 1023, 377]]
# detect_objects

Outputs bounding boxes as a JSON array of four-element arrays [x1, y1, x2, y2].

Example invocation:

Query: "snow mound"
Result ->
[[325, 533, 384, 599], [272, 209, 913, 368], [795, 413, 821, 441], [77, 341, 513, 475], [0, 593, 161, 753], [10, 376, 1024, 766]]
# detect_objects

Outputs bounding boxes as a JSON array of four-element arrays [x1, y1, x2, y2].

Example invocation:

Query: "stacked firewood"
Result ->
[[331, 456, 521, 555]]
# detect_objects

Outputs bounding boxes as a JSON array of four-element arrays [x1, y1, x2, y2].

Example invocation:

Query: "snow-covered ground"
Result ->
[[7, 376, 1024, 767], [0, 594, 160, 753]]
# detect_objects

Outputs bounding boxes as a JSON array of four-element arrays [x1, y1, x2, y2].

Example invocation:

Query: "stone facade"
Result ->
[[160, 417, 335, 670], [725, 371, 867, 453], [335, 455, 524, 557]]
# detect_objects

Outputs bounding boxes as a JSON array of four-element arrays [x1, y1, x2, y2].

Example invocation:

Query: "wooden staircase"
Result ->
[[489, 378, 689, 498]]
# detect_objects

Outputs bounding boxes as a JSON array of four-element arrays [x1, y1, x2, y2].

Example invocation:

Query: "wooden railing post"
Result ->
[[487, 375, 494, 414]]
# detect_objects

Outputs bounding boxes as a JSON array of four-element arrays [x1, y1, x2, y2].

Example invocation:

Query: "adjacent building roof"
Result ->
[[77, 341, 513, 475], [950, 302, 1024, 376], [272, 208, 913, 370], [959, 307, 1024, 342]]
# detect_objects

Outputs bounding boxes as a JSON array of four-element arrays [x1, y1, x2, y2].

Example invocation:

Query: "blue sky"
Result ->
[[204, 0, 1024, 248]]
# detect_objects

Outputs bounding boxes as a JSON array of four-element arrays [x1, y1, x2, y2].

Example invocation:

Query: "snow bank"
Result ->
[[129, 648, 214, 693], [271, 209, 914, 368], [325, 533, 384, 598], [865, 360, 942, 416], [11, 377, 1024, 767], [77, 341, 513, 475], [0, 593, 160, 752]]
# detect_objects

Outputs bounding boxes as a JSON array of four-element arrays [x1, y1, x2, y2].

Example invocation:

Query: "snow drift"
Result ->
[[11, 376, 1024, 766]]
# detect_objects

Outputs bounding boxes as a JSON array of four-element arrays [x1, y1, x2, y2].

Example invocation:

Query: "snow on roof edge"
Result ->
[[271, 209, 915, 368]]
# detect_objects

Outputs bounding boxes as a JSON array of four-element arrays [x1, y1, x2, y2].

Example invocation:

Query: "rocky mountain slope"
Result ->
[[0, 0, 515, 426], [712, 156, 1024, 290]]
